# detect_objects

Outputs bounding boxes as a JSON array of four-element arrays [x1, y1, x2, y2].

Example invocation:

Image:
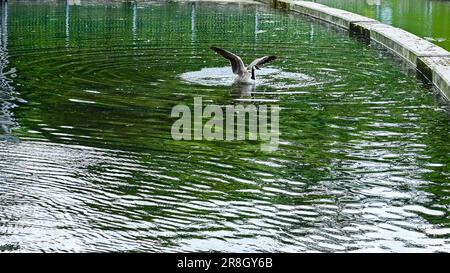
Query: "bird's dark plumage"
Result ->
[[210, 46, 278, 82]]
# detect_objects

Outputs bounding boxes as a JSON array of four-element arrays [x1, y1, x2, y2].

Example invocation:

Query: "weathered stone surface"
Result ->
[[256, 0, 450, 103], [289, 1, 376, 29], [419, 57, 450, 101], [435, 66, 450, 101], [354, 22, 450, 66], [267, 0, 377, 29]]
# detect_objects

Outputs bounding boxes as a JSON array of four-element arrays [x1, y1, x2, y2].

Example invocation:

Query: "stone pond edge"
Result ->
[[255, 0, 450, 102]]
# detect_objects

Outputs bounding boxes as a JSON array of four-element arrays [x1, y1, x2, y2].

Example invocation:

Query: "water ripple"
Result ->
[[0, 1, 449, 253]]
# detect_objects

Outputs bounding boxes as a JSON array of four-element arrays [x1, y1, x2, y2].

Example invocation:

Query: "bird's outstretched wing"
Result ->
[[210, 47, 246, 75], [247, 56, 277, 70]]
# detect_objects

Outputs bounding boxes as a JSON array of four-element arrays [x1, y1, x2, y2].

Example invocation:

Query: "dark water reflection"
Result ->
[[0, 1, 449, 252]]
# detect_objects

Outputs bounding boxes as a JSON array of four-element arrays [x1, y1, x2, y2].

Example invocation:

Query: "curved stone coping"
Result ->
[[256, 0, 450, 101]]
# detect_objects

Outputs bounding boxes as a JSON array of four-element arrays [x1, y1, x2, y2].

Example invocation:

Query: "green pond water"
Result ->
[[309, 0, 450, 51], [0, 1, 449, 252]]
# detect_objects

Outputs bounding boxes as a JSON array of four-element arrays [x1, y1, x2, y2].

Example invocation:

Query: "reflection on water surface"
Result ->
[[0, 1, 449, 252]]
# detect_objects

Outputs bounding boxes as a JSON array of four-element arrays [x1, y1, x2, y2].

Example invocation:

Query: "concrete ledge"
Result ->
[[352, 21, 450, 67], [256, 0, 450, 103], [419, 57, 450, 101], [289, 1, 377, 29], [264, 0, 377, 29]]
